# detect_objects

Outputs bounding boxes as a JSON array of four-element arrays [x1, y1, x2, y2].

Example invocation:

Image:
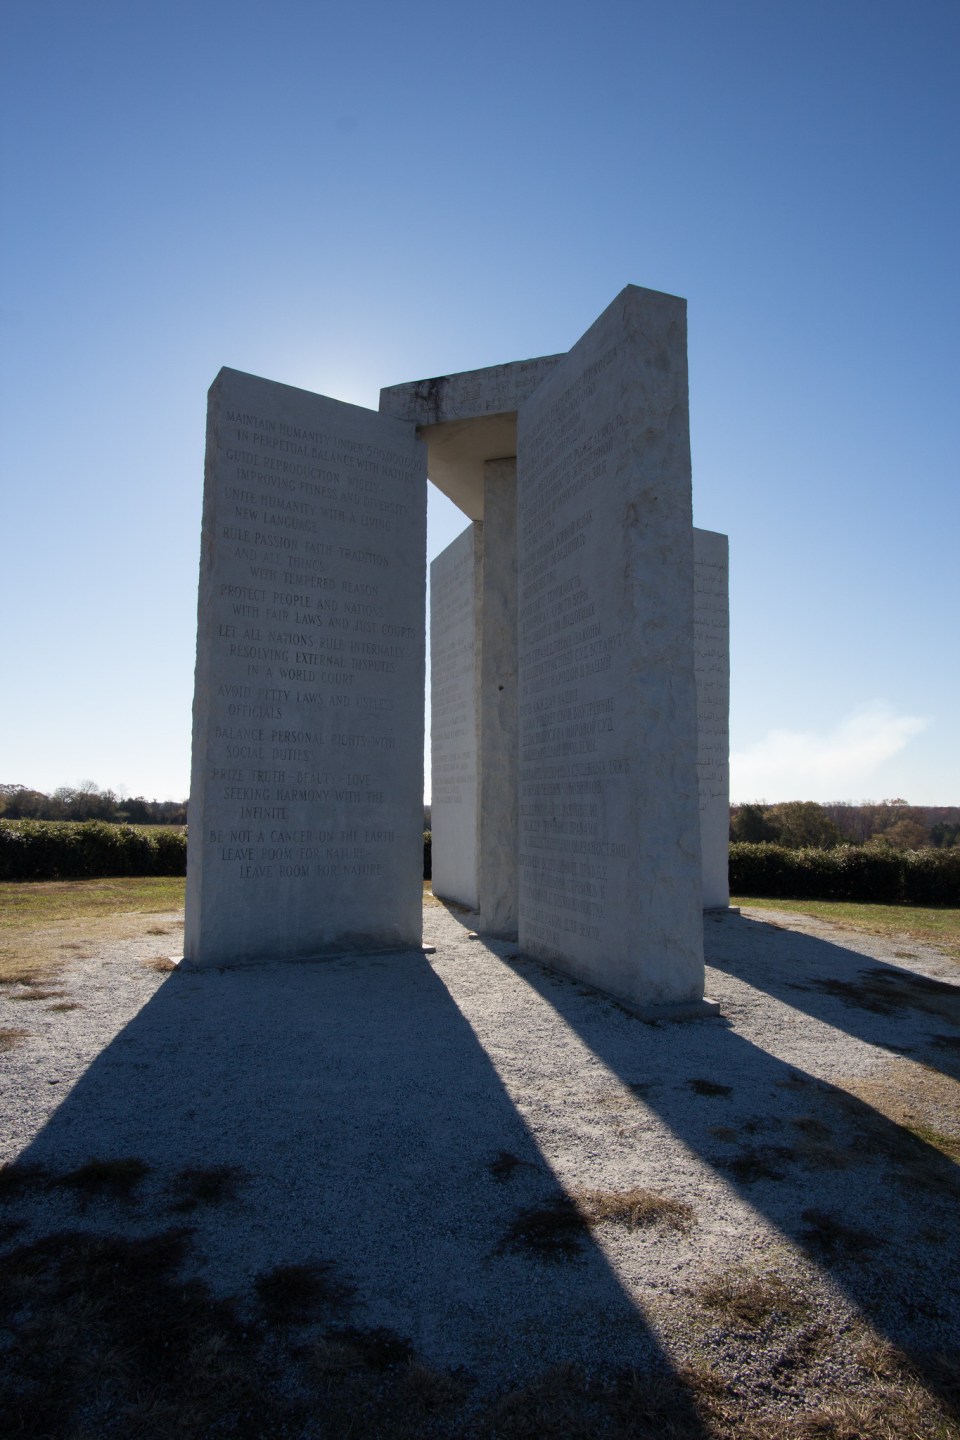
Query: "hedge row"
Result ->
[[5, 823, 956, 904], [730, 842, 960, 906], [0, 821, 187, 881]]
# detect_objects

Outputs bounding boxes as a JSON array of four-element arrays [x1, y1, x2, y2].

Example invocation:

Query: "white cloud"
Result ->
[[731, 703, 928, 802]]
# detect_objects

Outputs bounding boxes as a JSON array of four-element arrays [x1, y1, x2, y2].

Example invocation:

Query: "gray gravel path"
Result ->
[[2, 900, 959, 1407]]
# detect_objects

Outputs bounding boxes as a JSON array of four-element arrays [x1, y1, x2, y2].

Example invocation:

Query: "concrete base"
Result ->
[[628, 996, 724, 1023], [519, 950, 725, 1022], [177, 942, 436, 973]]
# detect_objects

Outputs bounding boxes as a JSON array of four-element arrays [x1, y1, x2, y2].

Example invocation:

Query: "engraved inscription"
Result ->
[[694, 552, 729, 810], [517, 353, 628, 954], [188, 370, 425, 966]]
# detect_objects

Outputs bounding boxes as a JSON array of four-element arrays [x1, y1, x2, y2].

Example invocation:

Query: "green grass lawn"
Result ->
[[732, 896, 960, 964], [0, 877, 186, 984], [0, 876, 186, 930]]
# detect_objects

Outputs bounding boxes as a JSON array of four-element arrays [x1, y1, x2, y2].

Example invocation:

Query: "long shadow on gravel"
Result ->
[[505, 918, 960, 1421], [707, 911, 960, 1078], [0, 946, 714, 1439]]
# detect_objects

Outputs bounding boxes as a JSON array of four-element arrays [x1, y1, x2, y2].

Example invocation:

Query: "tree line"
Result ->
[[0, 783, 187, 826], [4, 786, 958, 853], [731, 799, 960, 851]]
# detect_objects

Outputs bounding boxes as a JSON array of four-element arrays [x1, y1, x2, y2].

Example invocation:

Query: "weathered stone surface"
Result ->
[[694, 528, 730, 909], [429, 527, 480, 910], [516, 285, 704, 1008], [476, 458, 519, 936], [185, 367, 427, 966], [380, 355, 564, 427], [380, 356, 562, 519], [428, 462, 519, 933]]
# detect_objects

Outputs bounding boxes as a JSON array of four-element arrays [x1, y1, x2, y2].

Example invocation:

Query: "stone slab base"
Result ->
[[626, 996, 725, 1023], [175, 944, 436, 973]]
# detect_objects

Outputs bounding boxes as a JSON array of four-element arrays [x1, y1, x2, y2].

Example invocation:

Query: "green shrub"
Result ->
[[0, 821, 187, 882], [729, 843, 960, 906], [901, 847, 960, 906]]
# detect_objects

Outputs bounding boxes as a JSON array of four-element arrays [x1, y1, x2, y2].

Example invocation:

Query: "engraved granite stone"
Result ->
[[428, 460, 520, 934], [380, 356, 563, 519], [185, 368, 427, 966], [694, 528, 730, 909], [189, 287, 729, 995], [429, 526, 481, 910], [516, 286, 705, 1008]]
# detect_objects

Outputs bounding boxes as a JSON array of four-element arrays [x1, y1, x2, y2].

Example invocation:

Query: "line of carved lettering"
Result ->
[[523, 654, 612, 693], [520, 854, 608, 878], [523, 348, 618, 446], [522, 836, 629, 857]]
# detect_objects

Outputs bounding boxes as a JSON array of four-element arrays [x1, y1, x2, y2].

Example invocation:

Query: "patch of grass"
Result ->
[[53, 1157, 151, 1202], [325, 1325, 415, 1371], [0, 1160, 50, 1199], [904, 1123, 960, 1164], [0, 1227, 280, 1440], [0, 1215, 956, 1440], [788, 1118, 851, 1170], [500, 1186, 694, 1259], [800, 1207, 881, 1256], [255, 1259, 354, 1325], [577, 1187, 694, 1233], [478, 1365, 618, 1439], [791, 1116, 831, 1138], [10, 984, 68, 1001], [779, 1385, 959, 1440], [422, 880, 443, 908], [499, 1196, 587, 1260], [855, 1331, 914, 1380], [699, 1272, 809, 1328], [830, 1065, 960, 1190], [805, 967, 960, 1023], [709, 1125, 738, 1143], [489, 1149, 535, 1183], [731, 896, 960, 964], [851, 1338, 960, 1426], [0, 876, 186, 929], [47, 1001, 80, 1013], [0, 877, 185, 985], [167, 1164, 248, 1212], [721, 1145, 796, 1184], [0, 1025, 29, 1051], [688, 1078, 733, 1097], [144, 955, 178, 973], [478, 1364, 732, 1440], [396, 1358, 471, 1409]]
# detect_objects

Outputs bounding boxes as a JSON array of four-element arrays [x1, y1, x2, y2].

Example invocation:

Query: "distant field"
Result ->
[[4, 881, 958, 985], [0, 877, 186, 984], [732, 895, 960, 964], [0, 876, 186, 927]]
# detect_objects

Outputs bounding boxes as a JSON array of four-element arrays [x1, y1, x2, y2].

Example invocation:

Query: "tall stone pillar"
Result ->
[[516, 286, 704, 1010], [382, 361, 562, 937], [694, 528, 730, 909], [429, 527, 481, 910], [428, 459, 519, 934], [476, 459, 519, 935], [185, 368, 427, 967]]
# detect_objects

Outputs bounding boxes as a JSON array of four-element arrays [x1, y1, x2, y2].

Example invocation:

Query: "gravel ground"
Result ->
[[1, 898, 959, 1421]]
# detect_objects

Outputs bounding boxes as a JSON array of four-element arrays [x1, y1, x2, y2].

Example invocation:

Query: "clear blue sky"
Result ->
[[2, 0, 957, 806]]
